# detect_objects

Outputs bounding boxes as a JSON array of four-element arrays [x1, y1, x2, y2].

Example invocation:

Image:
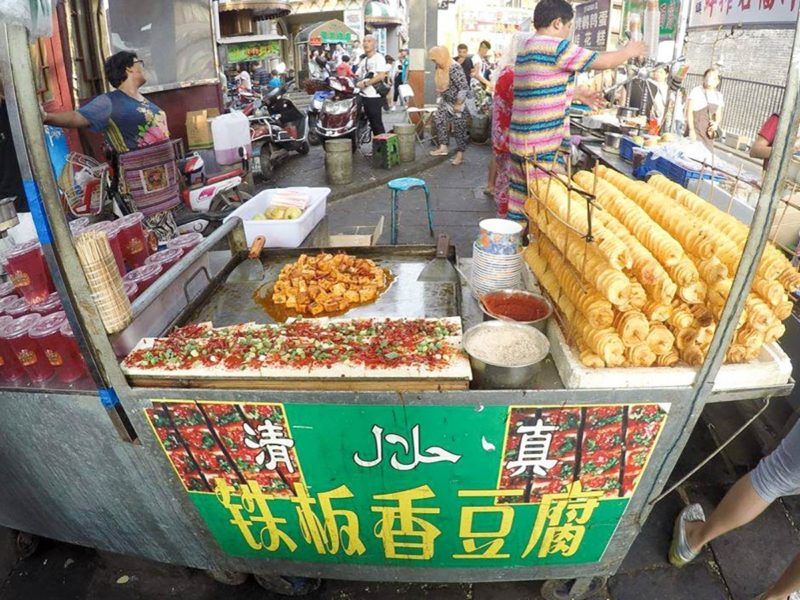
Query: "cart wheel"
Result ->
[[15, 531, 39, 560], [253, 574, 322, 596], [205, 568, 249, 586], [308, 123, 321, 146], [297, 140, 310, 155], [258, 143, 274, 181], [540, 577, 607, 600]]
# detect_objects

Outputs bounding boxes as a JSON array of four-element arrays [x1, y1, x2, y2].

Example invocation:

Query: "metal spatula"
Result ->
[[229, 236, 266, 282], [418, 233, 459, 283]]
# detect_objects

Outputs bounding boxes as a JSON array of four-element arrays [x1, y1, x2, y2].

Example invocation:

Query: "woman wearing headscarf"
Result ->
[[428, 46, 470, 166], [489, 36, 521, 217]]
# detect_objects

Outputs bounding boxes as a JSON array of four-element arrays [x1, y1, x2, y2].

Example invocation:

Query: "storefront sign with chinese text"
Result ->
[[146, 402, 669, 567], [227, 41, 282, 64], [573, 0, 613, 51], [689, 0, 798, 28]]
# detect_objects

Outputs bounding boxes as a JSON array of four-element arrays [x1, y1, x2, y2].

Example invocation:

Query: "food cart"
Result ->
[[1, 15, 799, 600]]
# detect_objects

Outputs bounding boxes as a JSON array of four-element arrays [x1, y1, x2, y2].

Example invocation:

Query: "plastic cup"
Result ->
[[123, 280, 139, 302], [85, 221, 126, 276], [4, 241, 55, 304], [69, 216, 91, 235], [123, 263, 163, 295], [0, 315, 28, 384], [0, 281, 18, 299], [32, 292, 62, 316], [166, 232, 203, 257], [145, 247, 183, 272], [57, 319, 89, 383], [0, 313, 54, 384], [3, 296, 30, 318], [116, 212, 150, 269]]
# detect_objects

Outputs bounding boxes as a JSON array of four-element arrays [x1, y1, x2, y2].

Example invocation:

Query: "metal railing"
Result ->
[[684, 73, 786, 143]]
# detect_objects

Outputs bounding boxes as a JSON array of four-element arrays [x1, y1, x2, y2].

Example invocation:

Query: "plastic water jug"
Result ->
[[211, 111, 252, 165]]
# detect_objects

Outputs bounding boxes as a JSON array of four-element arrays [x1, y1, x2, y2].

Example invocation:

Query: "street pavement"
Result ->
[[2, 134, 800, 599]]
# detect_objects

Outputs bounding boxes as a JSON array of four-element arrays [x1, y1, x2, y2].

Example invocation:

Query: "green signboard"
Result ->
[[622, 0, 681, 41], [147, 401, 668, 567], [227, 41, 282, 64]]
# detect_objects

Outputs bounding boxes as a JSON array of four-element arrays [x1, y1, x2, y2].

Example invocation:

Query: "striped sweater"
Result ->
[[508, 35, 597, 161]]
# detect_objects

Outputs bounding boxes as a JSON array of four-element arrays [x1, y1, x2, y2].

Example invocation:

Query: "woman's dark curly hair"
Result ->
[[105, 51, 138, 88]]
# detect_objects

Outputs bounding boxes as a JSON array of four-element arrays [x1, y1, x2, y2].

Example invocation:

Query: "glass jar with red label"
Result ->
[[0, 295, 21, 317], [0, 313, 54, 383], [68, 216, 90, 236], [122, 263, 163, 295], [0, 281, 18, 300], [56, 318, 89, 383], [116, 213, 150, 269], [84, 221, 126, 276], [145, 247, 183, 273], [32, 292, 62, 316], [4, 241, 55, 305], [0, 315, 28, 384], [166, 232, 203, 257], [3, 296, 30, 318]]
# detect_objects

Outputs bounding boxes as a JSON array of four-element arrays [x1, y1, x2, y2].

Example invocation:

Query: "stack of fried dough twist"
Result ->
[[523, 166, 799, 367]]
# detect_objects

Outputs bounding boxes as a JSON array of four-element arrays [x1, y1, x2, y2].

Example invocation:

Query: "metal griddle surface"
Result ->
[[183, 246, 461, 327]]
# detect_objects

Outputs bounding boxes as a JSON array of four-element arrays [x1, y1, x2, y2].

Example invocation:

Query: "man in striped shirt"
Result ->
[[507, 0, 646, 219]]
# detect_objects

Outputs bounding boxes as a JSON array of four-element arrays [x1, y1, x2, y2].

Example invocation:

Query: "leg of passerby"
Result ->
[[671, 419, 800, 599], [362, 96, 386, 135], [494, 153, 510, 217], [485, 156, 497, 196], [450, 111, 468, 166], [430, 105, 449, 156], [756, 554, 800, 600]]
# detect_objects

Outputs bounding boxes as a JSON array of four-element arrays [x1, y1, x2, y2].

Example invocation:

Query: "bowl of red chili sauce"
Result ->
[[479, 289, 553, 332]]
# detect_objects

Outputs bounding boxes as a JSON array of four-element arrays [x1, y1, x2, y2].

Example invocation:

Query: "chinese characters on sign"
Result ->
[[690, 0, 797, 27], [146, 402, 669, 567], [573, 0, 612, 51]]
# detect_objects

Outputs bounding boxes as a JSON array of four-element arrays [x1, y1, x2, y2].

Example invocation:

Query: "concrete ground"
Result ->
[[2, 136, 800, 599]]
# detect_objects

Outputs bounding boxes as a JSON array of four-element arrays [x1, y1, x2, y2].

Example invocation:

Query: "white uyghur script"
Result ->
[[353, 424, 462, 471]]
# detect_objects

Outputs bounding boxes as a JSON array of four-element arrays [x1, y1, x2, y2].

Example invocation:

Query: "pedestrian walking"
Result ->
[[686, 67, 724, 150], [384, 55, 396, 110], [394, 48, 410, 107], [428, 46, 469, 166], [506, 0, 645, 220], [488, 36, 521, 217], [355, 34, 389, 136], [671, 419, 800, 600]]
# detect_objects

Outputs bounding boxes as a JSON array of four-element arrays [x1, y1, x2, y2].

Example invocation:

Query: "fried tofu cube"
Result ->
[[274, 281, 286, 293], [359, 287, 376, 302], [315, 289, 330, 303], [358, 276, 371, 285], [298, 280, 308, 294], [344, 290, 360, 304], [301, 268, 316, 279], [309, 302, 324, 315], [331, 282, 347, 296], [319, 279, 333, 291], [291, 277, 302, 289], [296, 303, 308, 314], [273, 293, 287, 305], [285, 295, 297, 308], [297, 291, 309, 305], [338, 298, 350, 311], [308, 284, 321, 297], [323, 298, 341, 312]]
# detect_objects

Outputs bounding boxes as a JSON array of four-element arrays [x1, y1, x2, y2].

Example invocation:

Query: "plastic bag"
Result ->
[[0, 0, 54, 39]]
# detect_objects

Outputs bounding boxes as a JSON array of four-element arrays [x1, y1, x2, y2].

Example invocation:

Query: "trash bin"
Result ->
[[324, 139, 352, 185], [393, 124, 416, 163]]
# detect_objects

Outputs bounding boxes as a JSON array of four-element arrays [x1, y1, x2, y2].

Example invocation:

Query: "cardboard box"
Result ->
[[329, 216, 384, 247], [186, 108, 219, 150]]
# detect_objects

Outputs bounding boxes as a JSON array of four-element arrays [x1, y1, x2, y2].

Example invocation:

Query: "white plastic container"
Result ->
[[223, 187, 330, 248], [211, 111, 253, 165]]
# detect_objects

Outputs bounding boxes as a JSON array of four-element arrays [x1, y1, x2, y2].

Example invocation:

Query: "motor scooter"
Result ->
[[307, 89, 334, 146], [250, 81, 310, 180], [313, 76, 372, 153]]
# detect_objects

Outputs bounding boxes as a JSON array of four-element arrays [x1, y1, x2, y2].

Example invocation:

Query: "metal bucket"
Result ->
[[324, 138, 352, 185]]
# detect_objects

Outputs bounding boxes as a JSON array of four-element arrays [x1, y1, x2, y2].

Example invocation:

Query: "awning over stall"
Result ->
[[365, 1, 403, 27], [295, 19, 359, 46]]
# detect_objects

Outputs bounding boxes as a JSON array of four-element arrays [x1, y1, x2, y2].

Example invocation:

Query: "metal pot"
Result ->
[[617, 106, 639, 120], [0, 197, 19, 234], [478, 289, 553, 332], [603, 132, 622, 153], [463, 321, 550, 390]]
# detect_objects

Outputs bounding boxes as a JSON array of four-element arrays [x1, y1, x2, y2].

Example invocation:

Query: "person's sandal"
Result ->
[[669, 503, 706, 567], [451, 157, 464, 166], [429, 149, 448, 156]]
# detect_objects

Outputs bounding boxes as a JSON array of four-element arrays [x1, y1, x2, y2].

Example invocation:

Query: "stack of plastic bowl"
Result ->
[[471, 218, 524, 298]]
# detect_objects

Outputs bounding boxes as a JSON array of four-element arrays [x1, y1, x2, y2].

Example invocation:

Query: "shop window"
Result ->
[[106, 0, 216, 90]]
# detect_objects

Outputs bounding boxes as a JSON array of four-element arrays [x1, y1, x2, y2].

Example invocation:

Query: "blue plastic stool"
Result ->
[[387, 177, 434, 245]]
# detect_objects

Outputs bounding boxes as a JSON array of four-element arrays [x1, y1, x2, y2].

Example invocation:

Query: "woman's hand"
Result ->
[[574, 86, 604, 110]]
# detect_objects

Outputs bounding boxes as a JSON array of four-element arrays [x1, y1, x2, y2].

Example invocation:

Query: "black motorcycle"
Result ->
[[251, 79, 310, 180]]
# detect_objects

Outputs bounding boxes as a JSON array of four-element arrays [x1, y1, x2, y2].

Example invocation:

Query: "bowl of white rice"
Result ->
[[462, 320, 550, 389]]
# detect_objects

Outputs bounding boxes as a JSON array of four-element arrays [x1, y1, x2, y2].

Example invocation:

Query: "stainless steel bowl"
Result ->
[[478, 289, 553, 332], [463, 321, 550, 390], [603, 131, 622, 149], [617, 106, 639, 120]]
